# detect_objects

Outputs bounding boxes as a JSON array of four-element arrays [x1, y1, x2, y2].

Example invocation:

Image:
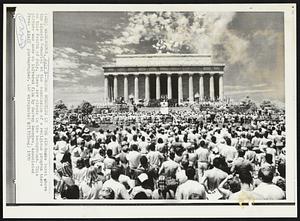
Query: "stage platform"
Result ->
[[138, 106, 192, 112]]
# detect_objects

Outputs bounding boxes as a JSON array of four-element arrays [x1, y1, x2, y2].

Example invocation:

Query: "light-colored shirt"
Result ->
[[175, 180, 207, 200], [147, 151, 164, 167], [102, 179, 130, 199], [126, 151, 142, 169], [107, 141, 120, 156], [79, 180, 103, 199], [253, 182, 285, 200], [73, 167, 87, 186]]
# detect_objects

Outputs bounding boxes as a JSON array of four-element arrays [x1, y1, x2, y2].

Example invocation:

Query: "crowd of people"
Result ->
[[53, 104, 286, 201]]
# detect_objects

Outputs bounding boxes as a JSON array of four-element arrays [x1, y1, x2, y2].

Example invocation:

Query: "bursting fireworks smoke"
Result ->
[[112, 12, 249, 64]]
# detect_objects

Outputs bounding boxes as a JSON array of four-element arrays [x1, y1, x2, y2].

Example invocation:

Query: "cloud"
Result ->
[[79, 64, 103, 77], [226, 88, 274, 96], [55, 85, 102, 94]]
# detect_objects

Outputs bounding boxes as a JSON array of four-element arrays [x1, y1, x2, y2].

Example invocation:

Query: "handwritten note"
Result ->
[[15, 14, 28, 49]]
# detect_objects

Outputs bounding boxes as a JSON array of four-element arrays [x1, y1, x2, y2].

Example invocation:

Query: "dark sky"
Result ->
[[53, 11, 284, 106]]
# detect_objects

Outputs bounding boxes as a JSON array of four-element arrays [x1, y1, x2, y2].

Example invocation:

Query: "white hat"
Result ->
[[138, 173, 148, 183]]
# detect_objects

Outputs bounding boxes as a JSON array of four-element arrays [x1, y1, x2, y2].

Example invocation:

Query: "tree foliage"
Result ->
[[54, 100, 68, 118], [78, 100, 94, 116]]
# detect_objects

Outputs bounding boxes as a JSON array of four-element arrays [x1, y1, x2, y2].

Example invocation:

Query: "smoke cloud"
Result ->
[[112, 12, 249, 65]]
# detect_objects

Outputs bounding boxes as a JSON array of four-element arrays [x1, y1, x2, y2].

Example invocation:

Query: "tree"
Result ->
[[55, 99, 67, 110], [54, 100, 68, 118], [79, 100, 94, 116]]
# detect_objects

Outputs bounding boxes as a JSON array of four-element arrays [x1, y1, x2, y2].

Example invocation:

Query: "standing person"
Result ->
[[217, 174, 241, 199], [175, 167, 207, 200], [195, 140, 210, 178], [103, 149, 117, 170], [139, 136, 149, 155], [253, 165, 285, 200], [107, 135, 121, 157], [182, 135, 192, 150], [79, 166, 103, 199], [102, 167, 130, 199], [156, 137, 166, 153], [130, 173, 153, 199], [54, 136, 70, 168], [220, 137, 238, 169], [158, 152, 180, 178], [147, 143, 164, 170], [229, 169, 262, 201], [152, 175, 175, 199], [56, 152, 75, 194], [136, 156, 156, 190], [115, 145, 130, 176], [73, 158, 88, 186], [126, 144, 142, 177], [230, 149, 253, 174], [201, 157, 228, 193]]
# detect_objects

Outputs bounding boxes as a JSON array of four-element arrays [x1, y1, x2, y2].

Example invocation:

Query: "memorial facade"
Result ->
[[103, 54, 225, 104]]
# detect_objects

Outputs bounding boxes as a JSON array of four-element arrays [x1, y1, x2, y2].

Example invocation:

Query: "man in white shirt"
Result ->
[[102, 167, 130, 199], [126, 144, 142, 170], [195, 140, 210, 178], [175, 167, 207, 200], [147, 143, 164, 169], [253, 165, 285, 200], [107, 135, 120, 157], [139, 136, 149, 155], [220, 138, 238, 168]]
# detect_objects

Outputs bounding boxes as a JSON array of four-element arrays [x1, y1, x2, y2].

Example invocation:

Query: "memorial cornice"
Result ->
[[103, 65, 225, 73]]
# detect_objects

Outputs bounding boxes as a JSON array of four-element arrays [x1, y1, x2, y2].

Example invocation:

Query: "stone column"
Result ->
[[219, 73, 224, 101], [209, 74, 215, 101], [167, 74, 172, 100], [189, 73, 194, 103], [109, 77, 113, 102], [134, 74, 139, 103], [199, 73, 204, 101], [178, 74, 183, 104], [113, 75, 118, 101], [145, 74, 150, 101], [156, 74, 160, 100], [123, 74, 128, 102], [104, 76, 108, 103]]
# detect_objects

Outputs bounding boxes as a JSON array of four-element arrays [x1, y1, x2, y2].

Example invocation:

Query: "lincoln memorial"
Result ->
[[103, 54, 225, 104]]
